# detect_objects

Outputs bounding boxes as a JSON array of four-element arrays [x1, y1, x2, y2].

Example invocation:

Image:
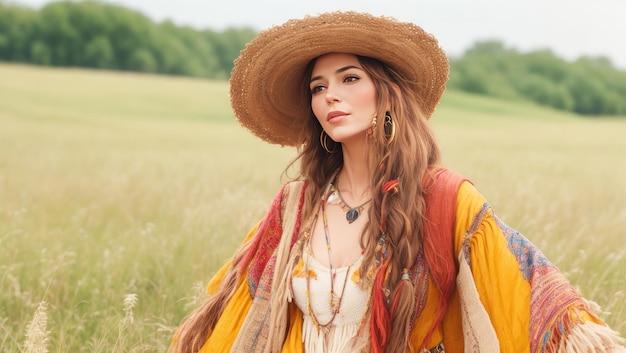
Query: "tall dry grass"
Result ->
[[0, 64, 624, 351]]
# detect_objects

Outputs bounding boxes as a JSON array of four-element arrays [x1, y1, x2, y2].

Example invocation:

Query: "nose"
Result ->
[[324, 84, 340, 105]]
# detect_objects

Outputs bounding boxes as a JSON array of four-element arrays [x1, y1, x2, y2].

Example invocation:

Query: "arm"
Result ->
[[454, 181, 625, 352]]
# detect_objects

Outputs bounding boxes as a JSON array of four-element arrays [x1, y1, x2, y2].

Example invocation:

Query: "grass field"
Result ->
[[1, 63, 625, 352]]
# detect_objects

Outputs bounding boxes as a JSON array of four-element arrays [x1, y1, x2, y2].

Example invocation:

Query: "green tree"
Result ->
[[38, 2, 82, 65], [0, 3, 38, 61], [107, 8, 156, 70], [153, 27, 189, 75], [30, 40, 51, 65], [0, 1, 255, 78], [212, 27, 256, 75], [84, 35, 114, 68], [449, 40, 626, 116], [513, 73, 574, 111], [449, 61, 490, 94], [522, 50, 569, 82], [128, 48, 156, 72]]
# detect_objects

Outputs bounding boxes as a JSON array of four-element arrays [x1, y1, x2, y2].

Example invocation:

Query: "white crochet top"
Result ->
[[291, 251, 369, 353]]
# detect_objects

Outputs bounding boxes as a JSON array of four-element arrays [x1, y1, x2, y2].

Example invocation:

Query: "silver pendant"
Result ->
[[346, 208, 359, 223]]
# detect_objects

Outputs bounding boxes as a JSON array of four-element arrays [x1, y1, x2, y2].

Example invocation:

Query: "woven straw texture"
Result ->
[[229, 11, 449, 146]]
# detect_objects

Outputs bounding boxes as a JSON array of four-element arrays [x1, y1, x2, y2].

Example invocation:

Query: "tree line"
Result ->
[[0, 0, 255, 79], [1, 1, 625, 116], [448, 41, 626, 116]]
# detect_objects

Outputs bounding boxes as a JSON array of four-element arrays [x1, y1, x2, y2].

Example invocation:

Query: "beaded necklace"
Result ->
[[327, 182, 372, 224], [304, 184, 354, 337]]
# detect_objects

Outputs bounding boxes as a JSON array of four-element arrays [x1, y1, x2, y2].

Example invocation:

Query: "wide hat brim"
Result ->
[[229, 11, 449, 147]]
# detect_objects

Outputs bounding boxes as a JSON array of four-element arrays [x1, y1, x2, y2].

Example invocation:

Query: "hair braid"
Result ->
[[356, 55, 441, 352]]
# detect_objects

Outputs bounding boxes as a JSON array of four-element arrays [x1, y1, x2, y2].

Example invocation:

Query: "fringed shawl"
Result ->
[[457, 197, 625, 353], [230, 180, 306, 352], [195, 170, 625, 352]]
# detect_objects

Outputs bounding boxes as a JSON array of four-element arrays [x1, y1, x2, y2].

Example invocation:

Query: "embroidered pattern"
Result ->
[[464, 204, 593, 353], [460, 202, 490, 266], [245, 182, 305, 300], [494, 215, 552, 281], [246, 189, 284, 298], [234, 181, 306, 352], [408, 253, 429, 334]]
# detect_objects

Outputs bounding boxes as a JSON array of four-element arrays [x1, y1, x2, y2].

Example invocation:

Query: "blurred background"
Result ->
[[3, 0, 626, 114], [1, 0, 625, 352]]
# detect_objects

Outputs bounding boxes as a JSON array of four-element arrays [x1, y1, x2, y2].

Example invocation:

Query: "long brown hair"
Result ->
[[296, 55, 441, 352], [169, 55, 441, 353]]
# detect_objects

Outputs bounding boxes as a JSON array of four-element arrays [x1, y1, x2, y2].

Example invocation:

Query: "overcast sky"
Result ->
[[12, 0, 626, 70]]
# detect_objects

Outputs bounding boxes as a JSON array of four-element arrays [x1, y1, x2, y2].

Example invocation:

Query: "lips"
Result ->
[[327, 110, 348, 121]]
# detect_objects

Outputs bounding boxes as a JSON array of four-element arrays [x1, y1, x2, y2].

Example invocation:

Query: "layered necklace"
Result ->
[[305, 198, 353, 337], [304, 180, 368, 340], [327, 180, 372, 224]]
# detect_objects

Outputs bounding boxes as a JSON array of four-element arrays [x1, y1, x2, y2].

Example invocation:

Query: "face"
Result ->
[[309, 53, 377, 146]]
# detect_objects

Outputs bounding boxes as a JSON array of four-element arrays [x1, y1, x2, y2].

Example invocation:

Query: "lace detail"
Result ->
[[292, 252, 368, 352]]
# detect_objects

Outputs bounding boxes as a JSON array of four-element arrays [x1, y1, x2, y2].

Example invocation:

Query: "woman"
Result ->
[[169, 11, 625, 353]]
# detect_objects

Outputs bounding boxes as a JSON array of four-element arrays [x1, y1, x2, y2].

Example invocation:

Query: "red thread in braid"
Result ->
[[380, 179, 399, 236], [382, 179, 400, 193], [370, 259, 390, 353]]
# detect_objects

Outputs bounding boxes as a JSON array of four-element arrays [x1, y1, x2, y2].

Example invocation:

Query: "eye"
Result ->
[[344, 75, 359, 83], [310, 84, 326, 94]]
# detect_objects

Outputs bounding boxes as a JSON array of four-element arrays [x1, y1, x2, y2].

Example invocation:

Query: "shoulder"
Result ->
[[453, 178, 500, 256], [265, 180, 306, 206], [423, 167, 484, 209], [267, 180, 307, 224], [276, 180, 306, 207], [421, 168, 489, 254], [421, 166, 484, 213], [456, 180, 487, 213], [423, 167, 469, 194], [281, 179, 306, 196]]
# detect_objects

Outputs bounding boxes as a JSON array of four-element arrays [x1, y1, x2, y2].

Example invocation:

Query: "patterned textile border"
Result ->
[[461, 204, 592, 353], [494, 212, 589, 353]]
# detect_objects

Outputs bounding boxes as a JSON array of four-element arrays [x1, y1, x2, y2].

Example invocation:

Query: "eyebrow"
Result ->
[[310, 65, 362, 84]]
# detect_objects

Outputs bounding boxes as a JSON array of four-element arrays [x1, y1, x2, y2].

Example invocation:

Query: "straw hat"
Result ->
[[229, 11, 449, 147]]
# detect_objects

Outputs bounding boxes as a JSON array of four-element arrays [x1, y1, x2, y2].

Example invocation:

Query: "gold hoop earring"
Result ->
[[384, 112, 396, 145], [320, 130, 337, 153]]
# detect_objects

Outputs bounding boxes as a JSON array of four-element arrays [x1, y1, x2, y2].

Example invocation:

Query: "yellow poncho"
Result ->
[[186, 179, 623, 352]]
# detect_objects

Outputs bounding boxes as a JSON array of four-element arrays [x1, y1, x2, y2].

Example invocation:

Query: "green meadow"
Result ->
[[1, 63, 624, 352]]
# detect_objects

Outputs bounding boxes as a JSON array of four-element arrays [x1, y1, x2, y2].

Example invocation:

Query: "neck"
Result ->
[[337, 140, 370, 201]]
